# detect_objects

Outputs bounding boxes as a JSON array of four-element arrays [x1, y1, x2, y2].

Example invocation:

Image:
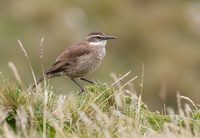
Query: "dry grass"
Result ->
[[0, 72, 200, 138]]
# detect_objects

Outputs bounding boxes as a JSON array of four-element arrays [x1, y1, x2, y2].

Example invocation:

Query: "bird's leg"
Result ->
[[71, 78, 84, 93], [80, 77, 95, 84]]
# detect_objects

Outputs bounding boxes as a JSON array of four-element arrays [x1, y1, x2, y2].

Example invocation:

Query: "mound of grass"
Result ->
[[0, 74, 200, 138]]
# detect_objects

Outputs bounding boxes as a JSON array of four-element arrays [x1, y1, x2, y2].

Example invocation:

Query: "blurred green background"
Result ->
[[1, 0, 200, 110]]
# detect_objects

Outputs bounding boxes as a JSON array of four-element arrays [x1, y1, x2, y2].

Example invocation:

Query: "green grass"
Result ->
[[0, 74, 200, 138]]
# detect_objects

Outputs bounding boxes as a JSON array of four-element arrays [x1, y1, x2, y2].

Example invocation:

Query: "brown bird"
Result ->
[[34, 31, 116, 92]]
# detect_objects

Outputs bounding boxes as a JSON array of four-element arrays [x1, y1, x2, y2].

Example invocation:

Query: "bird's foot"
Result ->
[[94, 80, 100, 85], [78, 88, 85, 95]]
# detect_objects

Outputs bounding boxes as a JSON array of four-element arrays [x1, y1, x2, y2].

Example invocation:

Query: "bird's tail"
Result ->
[[32, 75, 47, 89], [32, 73, 59, 89]]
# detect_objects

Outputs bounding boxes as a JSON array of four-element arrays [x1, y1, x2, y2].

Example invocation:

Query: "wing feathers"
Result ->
[[45, 42, 93, 75]]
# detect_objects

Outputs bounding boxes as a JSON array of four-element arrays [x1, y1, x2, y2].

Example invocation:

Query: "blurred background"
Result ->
[[1, 0, 200, 110]]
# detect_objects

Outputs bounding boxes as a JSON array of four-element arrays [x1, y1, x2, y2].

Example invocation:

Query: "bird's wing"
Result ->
[[45, 42, 93, 75]]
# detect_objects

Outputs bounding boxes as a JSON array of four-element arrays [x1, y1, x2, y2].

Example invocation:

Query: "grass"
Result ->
[[0, 74, 200, 138]]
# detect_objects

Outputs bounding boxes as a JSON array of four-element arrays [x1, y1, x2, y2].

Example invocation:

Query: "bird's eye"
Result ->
[[96, 36, 101, 39]]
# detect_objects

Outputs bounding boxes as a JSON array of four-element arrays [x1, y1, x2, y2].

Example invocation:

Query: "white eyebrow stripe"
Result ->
[[87, 35, 104, 39]]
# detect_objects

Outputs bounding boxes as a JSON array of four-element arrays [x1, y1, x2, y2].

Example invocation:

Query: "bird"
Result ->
[[34, 31, 116, 93]]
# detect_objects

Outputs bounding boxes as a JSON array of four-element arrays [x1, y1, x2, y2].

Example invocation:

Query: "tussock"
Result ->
[[0, 74, 200, 138]]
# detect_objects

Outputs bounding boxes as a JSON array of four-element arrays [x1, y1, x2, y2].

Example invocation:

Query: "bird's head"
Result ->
[[86, 31, 116, 47]]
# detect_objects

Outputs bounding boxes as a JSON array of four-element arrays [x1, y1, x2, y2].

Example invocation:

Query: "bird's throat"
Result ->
[[89, 40, 107, 47]]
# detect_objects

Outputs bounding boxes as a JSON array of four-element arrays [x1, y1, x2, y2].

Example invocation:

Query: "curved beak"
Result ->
[[104, 35, 117, 40]]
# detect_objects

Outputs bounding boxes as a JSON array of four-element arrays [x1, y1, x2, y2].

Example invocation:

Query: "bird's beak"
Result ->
[[104, 35, 117, 40]]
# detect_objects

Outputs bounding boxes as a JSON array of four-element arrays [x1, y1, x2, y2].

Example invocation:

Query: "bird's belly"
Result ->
[[87, 59, 101, 73], [66, 55, 102, 78]]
